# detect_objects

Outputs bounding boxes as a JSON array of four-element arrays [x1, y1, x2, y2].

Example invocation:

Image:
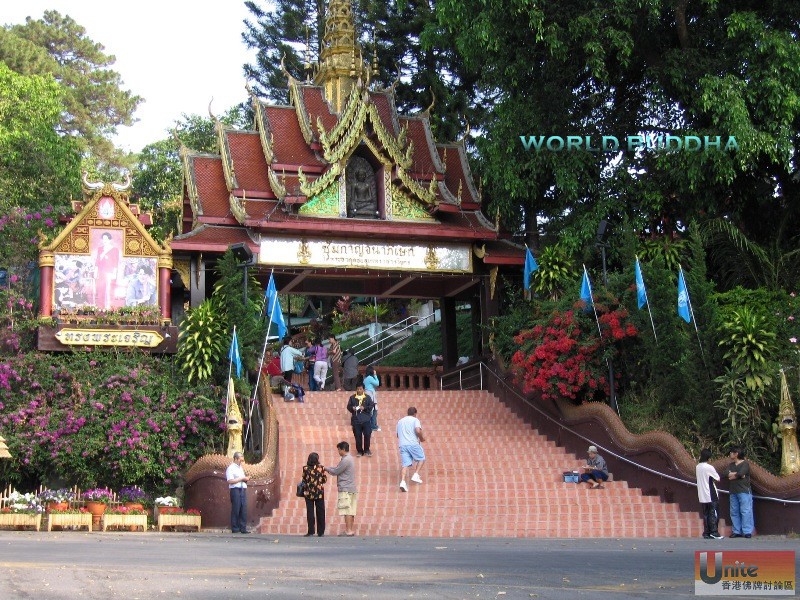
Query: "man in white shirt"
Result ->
[[396, 407, 425, 492], [226, 451, 250, 533], [696, 448, 723, 540]]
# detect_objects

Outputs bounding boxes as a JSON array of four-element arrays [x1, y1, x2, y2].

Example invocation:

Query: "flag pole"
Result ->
[[584, 265, 603, 338], [637, 256, 658, 343], [245, 271, 278, 446], [682, 266, 707, 365]]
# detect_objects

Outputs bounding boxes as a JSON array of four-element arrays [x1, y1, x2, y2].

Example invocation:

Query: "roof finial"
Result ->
[[457, 118, 471, 145], [208, 98, 217, 121], [304, 25, 312, 82], [424, 89, 436, 115]]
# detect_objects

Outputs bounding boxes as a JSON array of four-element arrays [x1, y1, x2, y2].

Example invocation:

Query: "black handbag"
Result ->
[[296, 480, 306, 497]]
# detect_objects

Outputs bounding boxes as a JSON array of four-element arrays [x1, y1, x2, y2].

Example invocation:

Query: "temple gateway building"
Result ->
[[170, 0, 523, 366]]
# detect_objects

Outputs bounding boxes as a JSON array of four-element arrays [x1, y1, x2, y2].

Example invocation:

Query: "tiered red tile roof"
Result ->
[[173, 79, 522, 267]]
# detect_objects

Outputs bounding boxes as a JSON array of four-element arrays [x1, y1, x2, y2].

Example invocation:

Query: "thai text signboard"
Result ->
[[259, 237, 472, 273]]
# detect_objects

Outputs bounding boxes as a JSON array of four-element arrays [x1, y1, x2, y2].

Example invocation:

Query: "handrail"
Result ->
[[350, 315, 423, 366], [441, 360, 800, 505]]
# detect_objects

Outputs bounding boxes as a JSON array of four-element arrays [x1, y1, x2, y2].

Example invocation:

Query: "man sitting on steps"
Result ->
[[580, 445, 609, 489], [397, 406, 425, 492]]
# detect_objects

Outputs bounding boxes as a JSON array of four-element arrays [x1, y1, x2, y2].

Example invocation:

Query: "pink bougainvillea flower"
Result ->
[[791, 337, 798, 344]]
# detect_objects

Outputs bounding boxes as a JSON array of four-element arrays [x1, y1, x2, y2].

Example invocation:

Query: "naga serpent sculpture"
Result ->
[[183, 380, 279, 528]]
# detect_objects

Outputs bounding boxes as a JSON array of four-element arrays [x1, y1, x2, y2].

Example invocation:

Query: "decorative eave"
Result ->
[[317, 86, 369, 164], [475, 239, 525, 265], [289, 79, 315, 145], [455, 140, 481, 203], [401, 116, 445, 176], [180, 146, 203, 219], [368, 103, 412, 169], [396, 165, 438, 206], [217, 121, 238, 191], [299, 163, 342, 198], [252, 96, 275, 164], [319, 79, 365, 149]]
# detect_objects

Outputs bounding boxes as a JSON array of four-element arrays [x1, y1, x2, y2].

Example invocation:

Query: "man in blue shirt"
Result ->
[[396, 407, 425, 492]]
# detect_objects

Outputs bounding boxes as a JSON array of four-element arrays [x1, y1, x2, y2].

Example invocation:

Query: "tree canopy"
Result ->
[[2, 10, 142, 165], [432, 0, 800, 261], [0, 62, 80, 212]]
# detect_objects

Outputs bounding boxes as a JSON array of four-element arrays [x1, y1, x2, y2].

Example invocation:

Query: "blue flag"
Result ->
[[580, 268, 593, 310], [634, 258, 647, 310], [228, 329, 242, 378], [523, 247, 538, 292], [677, 268, 691, 323], [264, 273, 287, 340]]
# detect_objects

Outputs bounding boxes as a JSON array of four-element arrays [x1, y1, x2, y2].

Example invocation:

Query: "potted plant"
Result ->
[[117, 486, 149, 511], [38, 488, 75, 512], [154, 496, 181, 515], [0, 492, 43, 530], [82, 487, 113, 528]]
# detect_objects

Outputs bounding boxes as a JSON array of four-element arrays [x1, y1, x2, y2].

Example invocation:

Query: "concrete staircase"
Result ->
[[260, 390, 705, 537]]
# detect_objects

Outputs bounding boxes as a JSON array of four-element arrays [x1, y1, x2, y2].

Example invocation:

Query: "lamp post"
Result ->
[[229, 243, 255, 303], [595, 220, 618, 414]]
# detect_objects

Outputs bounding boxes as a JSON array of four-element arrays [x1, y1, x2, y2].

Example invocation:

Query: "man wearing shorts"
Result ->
[[397, 407, 425, 492], [324, 441, 357, 536]]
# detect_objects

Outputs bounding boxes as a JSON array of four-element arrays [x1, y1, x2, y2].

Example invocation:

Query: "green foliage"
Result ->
[[702, 218, 800, 292], [3, 10, 142, 166], [717, 306, 776, 392], [0, 63, 80, 212], [639, 238, 686, 273], [212, 250, 264, 376], [132, 110, 248, 242], [531, 243, 574, 300], [176, 298, 228, 383], [433, 0, 800, 257], [380, 313, 473, 367]]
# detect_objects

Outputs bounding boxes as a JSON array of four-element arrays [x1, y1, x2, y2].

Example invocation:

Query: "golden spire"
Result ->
[[315, 0, 365, 112]]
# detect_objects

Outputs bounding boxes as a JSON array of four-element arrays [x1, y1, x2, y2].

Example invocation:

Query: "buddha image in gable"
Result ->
[[346, 156, 378, 218]]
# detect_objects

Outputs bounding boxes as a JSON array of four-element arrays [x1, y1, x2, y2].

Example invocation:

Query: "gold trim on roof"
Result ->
[[229, 193, 248, 223], [396, 166, 437, 206], [253, 99, 275, 164], [299, 162, 342, 198], [368, 104, 412, 169], [290, 80, 315, 145], [217, 122, 238, 191], [268, 168, 288, 200]]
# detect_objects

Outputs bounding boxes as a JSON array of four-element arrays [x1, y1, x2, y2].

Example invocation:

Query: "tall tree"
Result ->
[[433, 0, 800, 259], [132, 109, 249, 243], [2, 10, 142, 165], [0, 62, 80, 212], [242, 0, 481, 140]]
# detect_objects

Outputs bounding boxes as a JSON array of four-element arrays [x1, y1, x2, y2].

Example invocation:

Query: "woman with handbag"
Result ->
[[301, 452, 327, 536]]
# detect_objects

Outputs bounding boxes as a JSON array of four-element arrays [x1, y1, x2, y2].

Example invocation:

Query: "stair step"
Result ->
[[261, 390, 703, 538]]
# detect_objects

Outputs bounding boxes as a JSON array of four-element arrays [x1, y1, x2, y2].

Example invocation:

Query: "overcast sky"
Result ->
[[2, 1, 259, 152]]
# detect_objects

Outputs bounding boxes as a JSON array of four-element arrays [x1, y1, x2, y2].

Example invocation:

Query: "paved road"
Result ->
[[0, 532, 796, 599]]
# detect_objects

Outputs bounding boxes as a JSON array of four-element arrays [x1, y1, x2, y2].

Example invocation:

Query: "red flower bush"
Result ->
[[511, 303, 638, 403]]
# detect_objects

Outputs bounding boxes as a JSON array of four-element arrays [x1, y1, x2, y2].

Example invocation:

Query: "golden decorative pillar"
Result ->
[[314, 0, 365, 112], [226, 378, 244, 459], [779, 369, 799, 476]]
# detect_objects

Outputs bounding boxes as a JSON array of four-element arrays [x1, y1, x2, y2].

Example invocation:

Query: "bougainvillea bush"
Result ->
[[0, 350, 228, 494], [510, 300, 638, 404]]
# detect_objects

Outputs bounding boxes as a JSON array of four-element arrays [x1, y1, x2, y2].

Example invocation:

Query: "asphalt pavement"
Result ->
[[0, 531, 796, 599]]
